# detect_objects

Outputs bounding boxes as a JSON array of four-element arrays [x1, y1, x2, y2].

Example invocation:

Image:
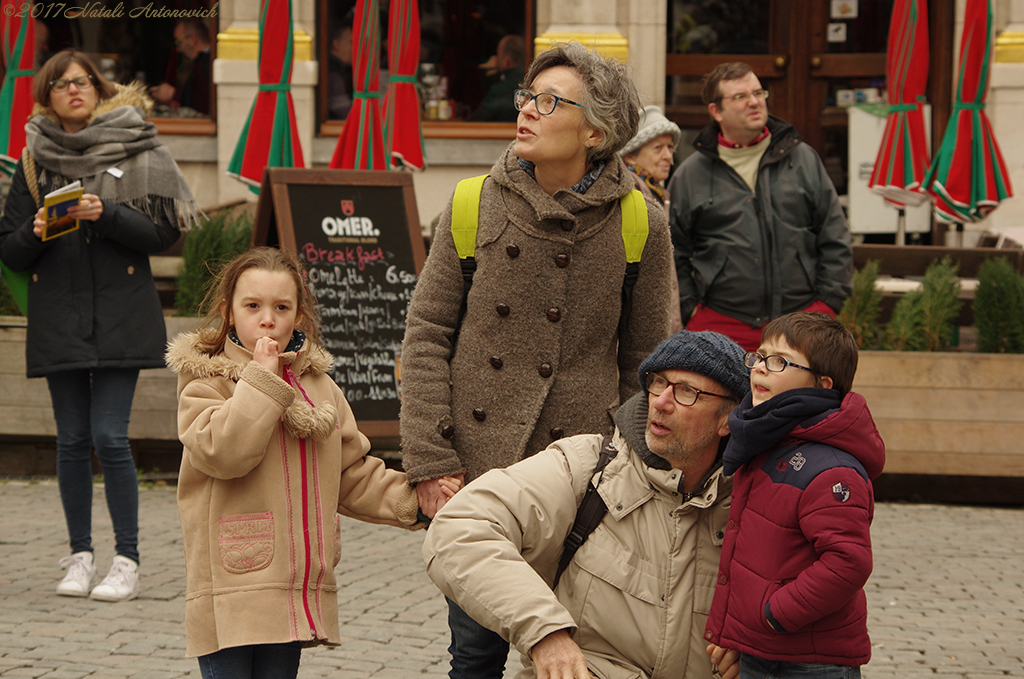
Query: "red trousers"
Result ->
[[685, 300, 836, 352]]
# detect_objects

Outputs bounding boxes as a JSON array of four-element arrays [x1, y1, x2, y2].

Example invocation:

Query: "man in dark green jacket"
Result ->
[[668, 62, 852, 352]]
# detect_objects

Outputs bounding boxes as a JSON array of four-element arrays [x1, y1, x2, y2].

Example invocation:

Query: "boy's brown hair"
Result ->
[[196, 247, 321, 355], [761, 312, 858, 395]]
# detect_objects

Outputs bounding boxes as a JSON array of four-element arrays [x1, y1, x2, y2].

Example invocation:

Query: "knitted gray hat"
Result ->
[[638, 330, 751, 400], [619, 105, 681, 158]]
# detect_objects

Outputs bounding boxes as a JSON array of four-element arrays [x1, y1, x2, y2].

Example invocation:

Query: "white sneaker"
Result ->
[[89, 555, 139, 602], [56, 551, 96, 597]]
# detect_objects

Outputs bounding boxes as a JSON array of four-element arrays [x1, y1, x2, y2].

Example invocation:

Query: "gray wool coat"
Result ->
[[400, 143, 673, 484]]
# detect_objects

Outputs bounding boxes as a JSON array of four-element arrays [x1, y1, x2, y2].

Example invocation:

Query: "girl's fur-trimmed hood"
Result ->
[[32, 80, 154, 127], [166, 330, 339, 441]]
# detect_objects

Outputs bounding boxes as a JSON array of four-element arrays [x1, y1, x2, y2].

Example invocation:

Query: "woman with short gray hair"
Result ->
[[523, 40, 641, 164], [400, 41, 673, 678]]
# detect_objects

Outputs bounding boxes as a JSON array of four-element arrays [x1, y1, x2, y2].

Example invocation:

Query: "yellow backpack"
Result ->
[[450, 174, 649, 335]]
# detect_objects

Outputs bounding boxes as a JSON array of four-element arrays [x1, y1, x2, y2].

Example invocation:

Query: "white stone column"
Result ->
[[533, 0, 667, 106]]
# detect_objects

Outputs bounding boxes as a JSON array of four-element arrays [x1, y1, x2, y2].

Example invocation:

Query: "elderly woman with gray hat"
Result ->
[[620, 105, 684, 331], [619, 105, 681, 210]]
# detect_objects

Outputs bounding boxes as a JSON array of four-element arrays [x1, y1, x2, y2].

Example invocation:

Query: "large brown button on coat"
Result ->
[[440, 425, 455, 439], [496, 303, 510, 316], [473, 408, 487, 421], [560, 220, 573, 231], [506, 244, 520, 258], [554, 254, 570, 268], [550, 427, 564, 439], [489, 356, 504, 369], [546, 308, 561, 322], [538, 363, 552, 378]]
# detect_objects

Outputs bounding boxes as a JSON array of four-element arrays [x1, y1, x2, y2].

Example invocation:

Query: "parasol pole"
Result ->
[[896, 208, 906, 246]]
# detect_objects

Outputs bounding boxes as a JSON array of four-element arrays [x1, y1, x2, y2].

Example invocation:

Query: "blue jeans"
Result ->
[[446, 597, 509, 679], [197, 642, 302, 679], [740, 653, 861, 679], [46, 368, 140, 564]]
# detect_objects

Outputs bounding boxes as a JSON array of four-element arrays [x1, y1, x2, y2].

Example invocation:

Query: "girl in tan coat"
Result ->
[[167, 248, 459, 678]]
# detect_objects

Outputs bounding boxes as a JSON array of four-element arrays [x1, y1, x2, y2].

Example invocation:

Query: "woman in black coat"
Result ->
[[0, 50, 198, 602]]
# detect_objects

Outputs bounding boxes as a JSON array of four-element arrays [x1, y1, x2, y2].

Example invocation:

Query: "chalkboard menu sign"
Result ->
[[253, 168, 425, 437]]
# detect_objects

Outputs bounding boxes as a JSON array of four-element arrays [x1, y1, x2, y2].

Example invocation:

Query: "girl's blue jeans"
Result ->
[[197, 642, 302, 679]]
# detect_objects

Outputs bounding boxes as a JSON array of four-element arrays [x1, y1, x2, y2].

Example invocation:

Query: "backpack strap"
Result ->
[[21, 147, 41, 208], [553, 434, 619, 590], [449, 174, 489, 353], [618, 189, 648, 331]]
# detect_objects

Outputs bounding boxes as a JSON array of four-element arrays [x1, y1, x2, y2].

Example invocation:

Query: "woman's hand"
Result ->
[[67, 194, 104, 222], [253, 336, 280, 374], [32, 207, 46, 239]]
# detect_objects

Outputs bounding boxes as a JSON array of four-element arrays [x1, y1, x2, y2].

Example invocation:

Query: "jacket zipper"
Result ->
[[285, 364, 319, 640], [298, 435, 318, 638]]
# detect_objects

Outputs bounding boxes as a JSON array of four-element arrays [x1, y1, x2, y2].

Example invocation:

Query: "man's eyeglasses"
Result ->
[[513, 89, 586, 116], [49, 75, 94, 93], [743, 352, 814, 374], [719, 89, 769, 105], [645, 372, 734, 407]]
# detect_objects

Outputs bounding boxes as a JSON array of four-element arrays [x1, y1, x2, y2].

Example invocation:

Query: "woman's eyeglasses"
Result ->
[[513, 89, 586, 116], [49, 75, 94, 93]]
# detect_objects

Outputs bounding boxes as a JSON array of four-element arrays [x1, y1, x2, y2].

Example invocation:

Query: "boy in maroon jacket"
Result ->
[[705, 312, 885, 679]]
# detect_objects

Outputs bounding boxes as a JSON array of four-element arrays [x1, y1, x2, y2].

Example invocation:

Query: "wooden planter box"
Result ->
[[0, 316, 200, 442], [854, 351, 1024, 477]]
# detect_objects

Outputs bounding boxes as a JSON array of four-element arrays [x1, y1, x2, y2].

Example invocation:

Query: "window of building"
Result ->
[[32, 2, 216, 134], [317, 0, 532, 138]]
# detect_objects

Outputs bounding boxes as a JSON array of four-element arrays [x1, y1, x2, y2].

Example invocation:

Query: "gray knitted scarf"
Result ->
[[25, 101, 200, 230]]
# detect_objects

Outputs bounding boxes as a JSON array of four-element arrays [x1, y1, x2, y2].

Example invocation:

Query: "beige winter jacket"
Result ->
[[167, 332, 421, 658], [400, 143, 673, 484], [423, 397, 731, 679]]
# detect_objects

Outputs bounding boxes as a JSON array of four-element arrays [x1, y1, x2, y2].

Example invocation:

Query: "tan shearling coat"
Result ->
[[423, 396, 731, 678], [400, 143, 673, 484], [167, 332, 421, 658]]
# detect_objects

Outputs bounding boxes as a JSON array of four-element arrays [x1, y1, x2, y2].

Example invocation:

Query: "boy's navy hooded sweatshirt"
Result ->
[[704, 387, 885, 666]]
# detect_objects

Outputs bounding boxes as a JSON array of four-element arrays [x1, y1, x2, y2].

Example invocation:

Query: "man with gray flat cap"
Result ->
[[423, 331, 750, 679]]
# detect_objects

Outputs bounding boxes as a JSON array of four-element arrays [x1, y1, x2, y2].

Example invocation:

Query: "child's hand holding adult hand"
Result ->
[[253, 336, 280, 374]]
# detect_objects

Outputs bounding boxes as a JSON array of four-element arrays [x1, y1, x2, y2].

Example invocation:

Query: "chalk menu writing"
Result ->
[[285, 181, 420, 425]]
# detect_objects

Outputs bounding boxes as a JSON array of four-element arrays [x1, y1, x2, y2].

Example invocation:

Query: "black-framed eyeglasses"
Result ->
[[645, 372, 734, 407], [513, 89, 586, 115], [49, 75, 94, 93], [744, 352, 815, 374], [717, 89, 769, 105]]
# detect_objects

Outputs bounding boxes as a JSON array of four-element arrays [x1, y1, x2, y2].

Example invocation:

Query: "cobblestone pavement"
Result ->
[[0, 480, 1021, 678]]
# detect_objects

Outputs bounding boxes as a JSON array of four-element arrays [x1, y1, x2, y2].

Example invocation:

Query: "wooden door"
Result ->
[[665, 0, 953, 198]]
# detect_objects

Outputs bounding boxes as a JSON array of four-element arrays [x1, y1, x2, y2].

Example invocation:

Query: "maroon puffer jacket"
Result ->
[[704, 388, 885, 666]]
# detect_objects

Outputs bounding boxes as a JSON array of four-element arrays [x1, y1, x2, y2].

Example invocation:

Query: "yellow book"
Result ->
[[42, 181, 84, 242]]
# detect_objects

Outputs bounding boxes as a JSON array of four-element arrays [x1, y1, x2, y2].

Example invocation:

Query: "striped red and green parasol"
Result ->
[[382, 0, 426, 171], [226, 0, 305, 193], [868, 0, 930, 208], [330, 0, 388, 170], [923, 0, 1012, 223], [0, 4, 36, 177]]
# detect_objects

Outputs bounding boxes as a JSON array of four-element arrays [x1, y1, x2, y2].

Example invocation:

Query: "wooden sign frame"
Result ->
[[253, 167, 426, 438]]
